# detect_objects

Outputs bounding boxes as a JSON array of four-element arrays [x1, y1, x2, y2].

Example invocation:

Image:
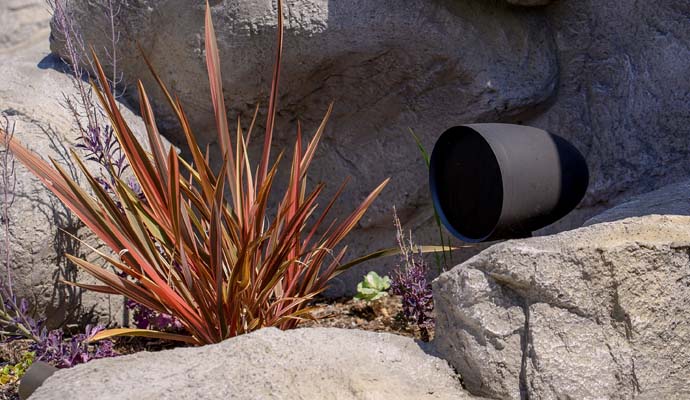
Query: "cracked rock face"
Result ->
[[433, 215, 690, 399], [32, 327, 476, 400]]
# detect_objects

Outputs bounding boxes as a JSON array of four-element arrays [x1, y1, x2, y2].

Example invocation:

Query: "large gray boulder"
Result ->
[[0, 12, 174, 327], [31, 327, 478, 400], [433, 215, 690, 399], [50, 0, 558, 294]]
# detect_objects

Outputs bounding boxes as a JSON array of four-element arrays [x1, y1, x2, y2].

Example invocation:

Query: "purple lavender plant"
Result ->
[[48, 0, 129, 190], [390, 209, 434, 341], [75, 125, 127, 177], [126, 300, 183, 332], [75, 124, 146, 204], [33, 325, 118, 368], [0, 296, 43, 343]]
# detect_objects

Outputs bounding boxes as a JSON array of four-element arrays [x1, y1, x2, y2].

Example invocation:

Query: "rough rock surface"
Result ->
[[32, 327, 476, 400], [50, 0, 558, 294], [433, 215, 690, 400], [44, 0, 690, 295], [530, 0, 690, 220], [0, 0, 50, 54], [584, 179, 690, 226], [0, 8, 173, 327], [506, 0, 551, 6]]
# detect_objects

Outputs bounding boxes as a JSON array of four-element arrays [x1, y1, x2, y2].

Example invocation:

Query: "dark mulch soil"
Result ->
[[0, 295, 428, 399], [300, 295, 434, 341], [0, 383, 17, 400], [0, 340, 31, 400]]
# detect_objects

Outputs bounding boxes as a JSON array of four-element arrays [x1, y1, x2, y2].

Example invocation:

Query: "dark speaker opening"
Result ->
[[430, 126, 503, 242]]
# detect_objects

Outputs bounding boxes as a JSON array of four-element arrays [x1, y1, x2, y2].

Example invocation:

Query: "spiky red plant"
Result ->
[[0, 0, 389, 345]]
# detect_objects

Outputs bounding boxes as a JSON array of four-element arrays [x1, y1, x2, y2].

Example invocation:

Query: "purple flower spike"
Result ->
[[390, 209, 434, 341]]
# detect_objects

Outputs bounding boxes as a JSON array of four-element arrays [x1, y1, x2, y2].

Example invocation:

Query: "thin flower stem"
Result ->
[[49, 0, 100, 132]]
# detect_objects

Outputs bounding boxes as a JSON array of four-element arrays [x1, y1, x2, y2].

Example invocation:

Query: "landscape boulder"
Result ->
[[433, 215, 690, 399], [31, 327, 477, 400]]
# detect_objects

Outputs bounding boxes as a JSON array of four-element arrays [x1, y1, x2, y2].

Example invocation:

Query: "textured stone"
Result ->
[[0, 0, 50, 53], [506, 0, 551, 6], [32, 327, 476, 400], [584, 179, 690, 226], [50, 0, 558, 294], [0, 33, 173, 327], [530, 0, 690, 222], [433, 215, 690, 399]]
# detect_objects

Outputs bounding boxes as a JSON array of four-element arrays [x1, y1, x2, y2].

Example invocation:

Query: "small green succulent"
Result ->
[[354, 271, 391, 302], [0, 351, 34, 385]]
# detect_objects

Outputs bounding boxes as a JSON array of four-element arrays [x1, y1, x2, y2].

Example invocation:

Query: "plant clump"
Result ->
[[354, 271, 391, 302], [0, 0, 389, 346], [390, 210, 434, 341], [32, 325, 117, 369], [126, 300, 184, 332]]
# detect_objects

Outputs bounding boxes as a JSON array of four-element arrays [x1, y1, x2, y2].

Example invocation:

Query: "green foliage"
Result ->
[[0, 351, 34, 385], [354, 271, 391, 302]]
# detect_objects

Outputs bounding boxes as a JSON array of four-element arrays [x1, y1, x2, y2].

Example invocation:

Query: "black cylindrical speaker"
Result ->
[[429, 123, 589, 242]]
